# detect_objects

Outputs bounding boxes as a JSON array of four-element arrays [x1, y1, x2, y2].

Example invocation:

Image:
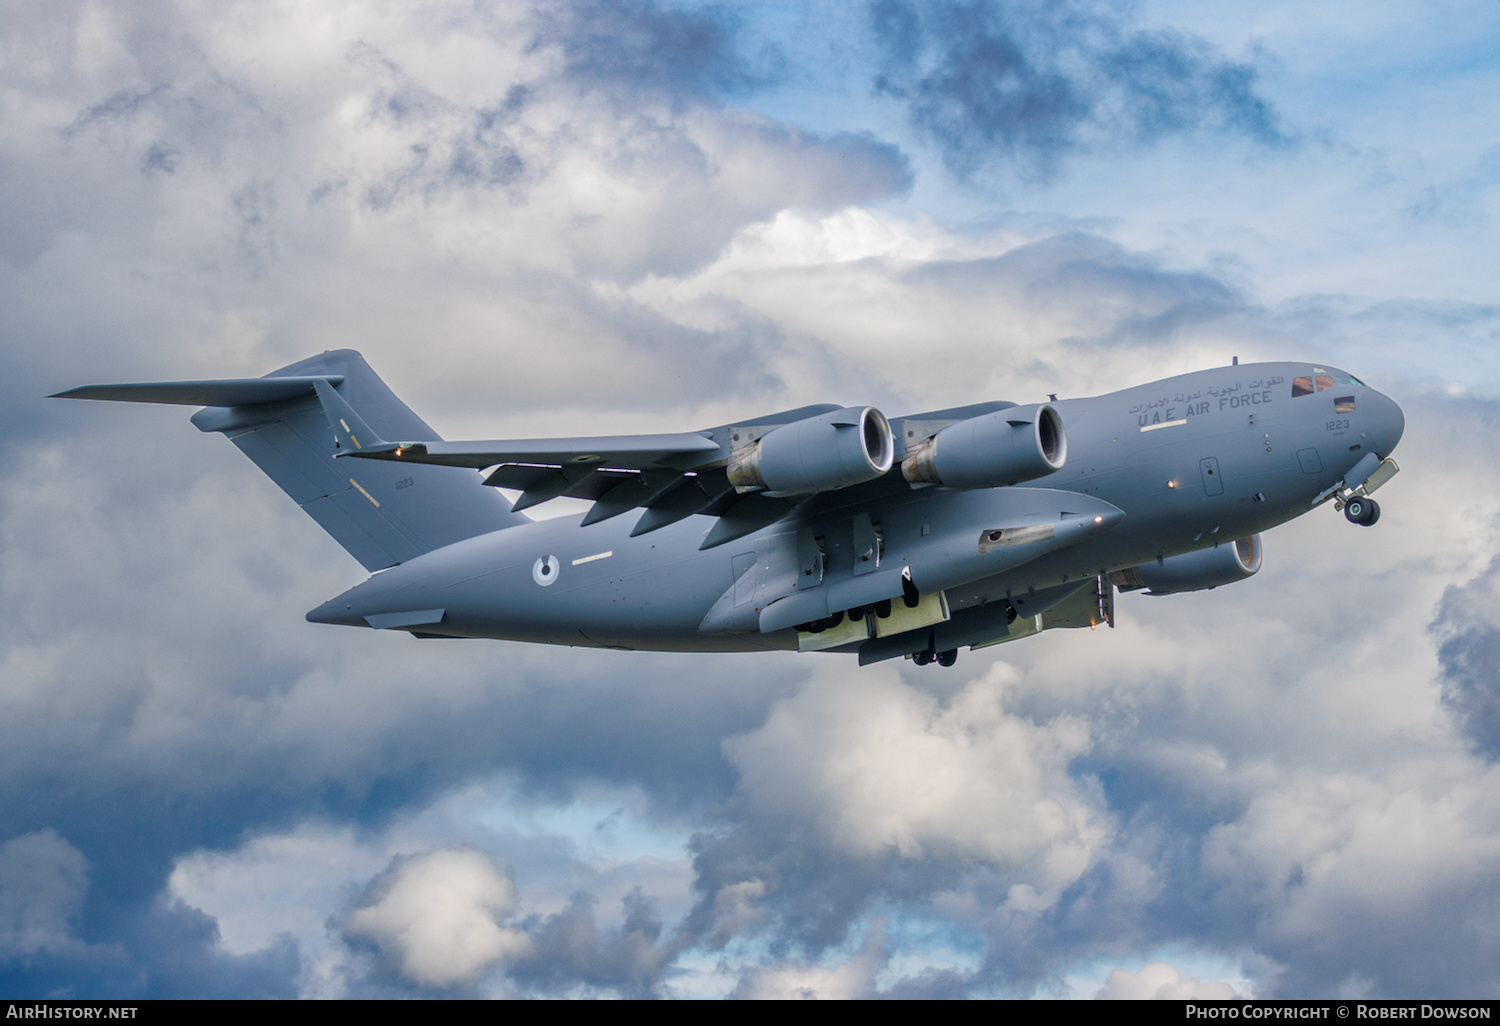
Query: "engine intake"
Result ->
[[728, 406, 894, 495], [1118, 535, 1263, 596], [902, 403, 1066, 489]]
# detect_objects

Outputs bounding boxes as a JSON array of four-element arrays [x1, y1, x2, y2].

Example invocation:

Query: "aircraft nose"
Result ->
[[1364, 389, 1405, 458]]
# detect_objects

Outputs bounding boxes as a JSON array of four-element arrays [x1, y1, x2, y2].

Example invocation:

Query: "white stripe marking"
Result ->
[[1139, 418, 1188, 433], [349, 478, 379, 507], [572, 551, 613, 566]]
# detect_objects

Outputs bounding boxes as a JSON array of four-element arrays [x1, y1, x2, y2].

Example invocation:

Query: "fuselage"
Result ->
[[308, 362, 1405, 653]]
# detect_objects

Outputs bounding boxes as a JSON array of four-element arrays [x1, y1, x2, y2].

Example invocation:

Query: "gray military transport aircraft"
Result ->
[[54, 352, 1403, 667]]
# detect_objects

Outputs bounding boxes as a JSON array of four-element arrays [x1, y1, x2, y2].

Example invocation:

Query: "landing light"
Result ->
[[1167, 480, 1177, 489], [1094, 516, 1103, 523]]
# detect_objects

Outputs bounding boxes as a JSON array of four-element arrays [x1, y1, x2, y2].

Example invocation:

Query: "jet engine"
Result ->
[[1122, 535, 1263, 596], [728, 406, 895, 495], [902, 403, 1066, 488]]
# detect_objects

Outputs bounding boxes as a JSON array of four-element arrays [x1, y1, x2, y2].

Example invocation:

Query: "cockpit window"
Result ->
[[1294, 371, 1364, 397]]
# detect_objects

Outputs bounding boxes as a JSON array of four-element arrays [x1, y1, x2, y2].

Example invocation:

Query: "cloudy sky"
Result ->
[[1, 0, 1496, 999]]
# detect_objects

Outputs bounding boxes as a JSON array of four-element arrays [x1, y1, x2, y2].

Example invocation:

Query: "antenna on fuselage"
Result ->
[[1232, 356, 1239, 366]]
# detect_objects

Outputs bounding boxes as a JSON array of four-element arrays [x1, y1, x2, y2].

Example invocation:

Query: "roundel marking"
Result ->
[[532, 555, 560, 586]]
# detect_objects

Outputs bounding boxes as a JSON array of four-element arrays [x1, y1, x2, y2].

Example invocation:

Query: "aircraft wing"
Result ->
[[305, 383, 846, 544], [356, 433, 778, 539], [358, 433, 722, 471]]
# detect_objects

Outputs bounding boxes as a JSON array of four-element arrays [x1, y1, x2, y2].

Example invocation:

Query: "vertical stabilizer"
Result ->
[[178, 350, 523, 570]]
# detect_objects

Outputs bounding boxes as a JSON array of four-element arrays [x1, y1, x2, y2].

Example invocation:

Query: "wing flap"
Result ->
[[630, 473, 735, 537], [581, 477, 658, 526], [699, 494, 794, 550]]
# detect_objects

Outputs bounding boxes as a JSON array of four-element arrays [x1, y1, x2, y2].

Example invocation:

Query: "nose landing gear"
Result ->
[[1321, 455, 1398, 528], [1344, 497, 1380, 526]]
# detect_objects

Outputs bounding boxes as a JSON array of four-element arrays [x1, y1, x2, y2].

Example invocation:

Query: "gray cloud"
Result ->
[[509, 889, 681, 998], [870, 0, 1284, 180], [63, 86, 172, 138], [0, 828, 297, 998], [0, 831, 91, 962], [122, 902, 299, 999], [1431, 554, 1500, 759], [909, 232, 1246, 350], [535, 0, 784, 102]]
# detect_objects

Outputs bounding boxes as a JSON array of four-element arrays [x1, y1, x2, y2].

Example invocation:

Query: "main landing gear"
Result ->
[[1343, 496, 1380, 526], [912, 647, 958, 667]]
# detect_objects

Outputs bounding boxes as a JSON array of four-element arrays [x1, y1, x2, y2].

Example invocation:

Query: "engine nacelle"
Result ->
[[902, 403, 1066, 489], [727, 406, 894, 495], [1130, 535, 1263, 595]]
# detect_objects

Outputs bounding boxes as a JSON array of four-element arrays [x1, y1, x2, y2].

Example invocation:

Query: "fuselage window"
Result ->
[[1292, 376, 1314, 397]]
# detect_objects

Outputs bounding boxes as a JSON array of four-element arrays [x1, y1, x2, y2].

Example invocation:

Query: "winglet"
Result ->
[[313, 379, 390, 456]]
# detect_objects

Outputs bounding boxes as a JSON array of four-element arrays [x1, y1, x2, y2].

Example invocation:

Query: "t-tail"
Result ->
[[51, 350, 524, 570]]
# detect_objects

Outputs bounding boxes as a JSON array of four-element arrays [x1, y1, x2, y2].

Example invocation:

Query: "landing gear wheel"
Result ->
[[1344, 497, 1380, 526], [799, 610, 845, 634], [874, 599, 893, 619], [936, 649, 958, 668], [913, 649, 935, 666]]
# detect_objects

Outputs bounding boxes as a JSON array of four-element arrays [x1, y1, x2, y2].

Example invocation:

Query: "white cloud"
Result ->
[[1095, 961, 1241, 999], [1200, 765, 1499, 986], [725, 663, 1109, 897], [167, 778, 701, 997], [732, 927, 887, 1000], [733, 959, 877, 1000], [343, 847, 531, 989]]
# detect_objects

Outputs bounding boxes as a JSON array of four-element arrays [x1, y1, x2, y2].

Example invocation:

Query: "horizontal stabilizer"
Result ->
[[51, 376, 343, 407]]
